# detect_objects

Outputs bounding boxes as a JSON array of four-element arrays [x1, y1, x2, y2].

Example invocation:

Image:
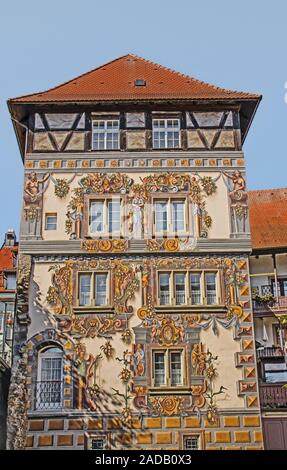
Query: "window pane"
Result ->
[[45, 215, 57, 231], [95, 274, 107, 306], [154, 352, 165, 386], [170, 351, 182, 385], [90, 201, 104, 233], [175, 273, 186, 305], [172, 201, 185, 232], [190, 273, 201, 304], [108, 200, 120, 232], [159, 273, 170, 305], [6, 273, 16, 290], [79, 274, 91, 306], [206, 273, 216, 304], [155, 201, 168, 232]]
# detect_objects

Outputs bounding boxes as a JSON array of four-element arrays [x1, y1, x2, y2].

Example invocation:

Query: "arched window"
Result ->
[[36, 346, 63, 410]]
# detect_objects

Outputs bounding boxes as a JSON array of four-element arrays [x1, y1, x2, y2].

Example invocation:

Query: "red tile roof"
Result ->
[[0, 245, 18, 293], [9, 54, 261, 103], [249, 188, 287, 250]]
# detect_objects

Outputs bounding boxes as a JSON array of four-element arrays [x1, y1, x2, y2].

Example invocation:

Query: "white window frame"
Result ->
[[154, 198, 187, 236], [92, 119, 120, 150], [45, 213, 57, 231], [89, 198, 121, 236], [158, 270, 220, 306], [36, 347, 63, 410], [78, 272, 109, 307], [152, 349, 184, 388], [152, 118, 181, 149]]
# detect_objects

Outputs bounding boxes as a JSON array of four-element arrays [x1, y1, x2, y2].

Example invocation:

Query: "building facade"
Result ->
[[249, 189, 287, 450], [7, 55, 264, 450], [0, 230, 18, 449]]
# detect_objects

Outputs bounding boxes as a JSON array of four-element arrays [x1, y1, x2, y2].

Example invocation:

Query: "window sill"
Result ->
[[155, 304, 226, 314], [74, 306, 114, 315], [149, 386, 191, 396]]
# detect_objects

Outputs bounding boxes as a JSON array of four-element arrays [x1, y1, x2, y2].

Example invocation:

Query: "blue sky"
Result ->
[[1, 0, 286, 238]]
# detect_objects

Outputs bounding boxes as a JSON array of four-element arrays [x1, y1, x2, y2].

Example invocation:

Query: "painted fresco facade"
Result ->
[[7, 55, 263, 450]]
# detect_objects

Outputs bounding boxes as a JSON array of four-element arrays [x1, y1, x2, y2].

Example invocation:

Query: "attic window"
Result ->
[[134, 79, 146, 86]]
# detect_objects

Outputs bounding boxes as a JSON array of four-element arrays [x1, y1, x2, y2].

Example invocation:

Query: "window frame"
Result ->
[[92, 119, 120, 150], [157, 270, 220, 306], [77, 271, 110, 308], [36, 346, 63, 410], [45, 213, 57, 231], [152, 348, 184, 388], [152, 118, 181, 149], [88, 197, 122, 237], [5, 272, 16, 290], [182, 433, 203, 450], [153, 196, 188, 236]]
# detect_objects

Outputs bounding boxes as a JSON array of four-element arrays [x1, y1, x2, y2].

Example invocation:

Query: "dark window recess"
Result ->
[[134, 79, 146, 86], [91, 438, 105, 450]]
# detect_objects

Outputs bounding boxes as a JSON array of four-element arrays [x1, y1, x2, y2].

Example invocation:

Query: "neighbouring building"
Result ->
[[249, 188, 287, 450], [7, 54, 264, 450], [0, 230, 18, 449]]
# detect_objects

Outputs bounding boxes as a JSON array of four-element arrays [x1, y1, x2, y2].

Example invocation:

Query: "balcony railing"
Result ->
[[259, 383, 287, 409], [257, 347, 285, 359], [253, 296, 287, 315], [35, 381, 63, 410]]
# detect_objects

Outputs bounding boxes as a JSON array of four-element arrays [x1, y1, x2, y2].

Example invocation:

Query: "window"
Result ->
[[205, 273, 217, 305], [78, 272, 108, 307], [45, 213, 57, 231], [190, 273, 201, 304], [174, 273, 186, 305], [153, 119, 180, 149], [154, 199, 186, 234], [92, 120, 120, 150], [91, 438, 105, 450], [79, 274, 91, 306], [154, 352, 165, 386], [5, 273, 16, 290], [184, 435, 200, 450], [95, 274, 107, 306], [87, 435, 108, 450], [158, 271, 218, 306], [153, 350, 183, 387], [264, 362, 287, 383], [36, 347, 63, 410], [89, 199, 121, 235], [159, 273, 171, 305]]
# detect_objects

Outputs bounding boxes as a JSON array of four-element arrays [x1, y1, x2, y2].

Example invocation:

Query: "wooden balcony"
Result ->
[[259, 383, 287, 409], [257, 347, 285, 359], [253, 296, 287, 317]]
